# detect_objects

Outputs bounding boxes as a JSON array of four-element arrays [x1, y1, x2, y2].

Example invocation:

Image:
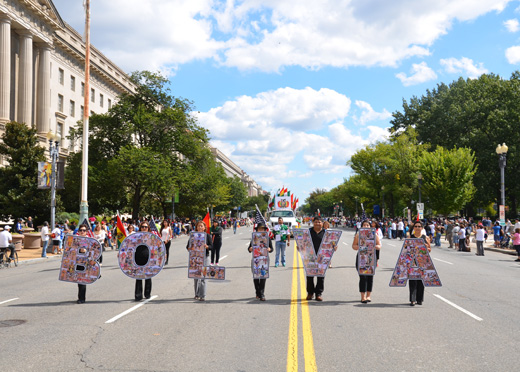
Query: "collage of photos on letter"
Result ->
[[251, 231, 270, 279], [119, 232, 165, 280], [357, 228, 377, 276], [59, 235, 101, 285], [315, 229, 343, 277], [389, 238, 442, 287], [293, 229, 319, 276], [188, 232, 207, 279]]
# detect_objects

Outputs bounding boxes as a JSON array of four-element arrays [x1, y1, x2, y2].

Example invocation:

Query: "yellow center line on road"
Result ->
[[287, 245, 299, 372], [287, 243, 318, 372]]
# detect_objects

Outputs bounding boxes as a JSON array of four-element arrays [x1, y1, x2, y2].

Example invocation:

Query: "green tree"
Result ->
[[418, 147, 477, 216], [0, 122, 51, 224]]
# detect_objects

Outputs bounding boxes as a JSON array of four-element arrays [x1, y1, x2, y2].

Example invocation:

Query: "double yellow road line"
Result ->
[[287, 244, 317, 372]]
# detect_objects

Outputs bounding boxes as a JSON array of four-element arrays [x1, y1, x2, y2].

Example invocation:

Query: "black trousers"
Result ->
[[253, 279, 266, 297], [164, 241, 171, 263], [211, 241, 222, 264], [458, 238, 466, 251], [78, 284, 86, 301], [359, 275, 373, 293], [409, 280, 424, 303], [135, 279, 152, 300], [306, 276, 324, 296]]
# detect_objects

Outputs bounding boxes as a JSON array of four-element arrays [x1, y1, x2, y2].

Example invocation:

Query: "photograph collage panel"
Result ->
[[251, 231, 270, 279], [59, 235, 101, 285], [315, 229, 343, 277], [389, 238, 442, 287], [118, 232, 166, 280], [203, 266, 226, 280], [188, 232, 207, 279], [293, 229, 319, 276], [357, 228, 377, 276]]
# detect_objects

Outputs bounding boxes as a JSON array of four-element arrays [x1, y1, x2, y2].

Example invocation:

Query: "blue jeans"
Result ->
[[275, 241, 286, 266], [41, 240, 49, 257], [435, 233, 441, 246]]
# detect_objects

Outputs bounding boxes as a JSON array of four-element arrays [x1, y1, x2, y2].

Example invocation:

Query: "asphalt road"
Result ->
[[1, 225, 519, 371]]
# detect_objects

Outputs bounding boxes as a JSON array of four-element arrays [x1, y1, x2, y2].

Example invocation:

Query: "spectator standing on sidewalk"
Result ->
[[445, 220, 454, 248], [391, 220, 397, 239], [41, 221, 51, 258], [458, 222, 467, 252], [273, 217, 290, 267], [513, 228, 520, 262], [397, 219, 404, 240], [0, 225, 16, 264], [492, 222, 502, 248], [475, 224, 485, 256], [453, 223, 460, 250]]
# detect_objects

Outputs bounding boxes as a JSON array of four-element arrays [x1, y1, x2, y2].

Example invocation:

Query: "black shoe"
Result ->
[[417, 301, 423, 305], [135, 297, 143, 302], [145, 295, 151, 299], [410, 302, 415, 306], [77, 299, 85, 304]]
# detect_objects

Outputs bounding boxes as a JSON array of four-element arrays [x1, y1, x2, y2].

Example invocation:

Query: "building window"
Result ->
[[57, 123, 63, 142], [70, 76, 76, 91], [59, 68, 64, 85], [108, 98, 112, 109], [91, 88, 95, 103], [100, 94, 104, 107], [81, 82, 85, 97], [57, 94, 64, 112], [70, 100, 75, 117]]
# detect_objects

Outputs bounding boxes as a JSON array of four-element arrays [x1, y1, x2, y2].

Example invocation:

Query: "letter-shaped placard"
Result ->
[[188, 232, 226, 280], [118, 232, 165, 279], [357, 228, 377, 276], [251, 231, 270, 279], [293, 229, 342, 277], [389, 238, 442, 287], [59, 235, 101, 284]]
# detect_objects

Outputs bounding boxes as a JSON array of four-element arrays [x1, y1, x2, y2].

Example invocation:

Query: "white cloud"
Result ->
[[504, 18, 520, 32], [354, 101, 392, 126], [440, 57, 488, 78], [505, 46, 520, 64], [52, 0, 512, 73], [396, 62, 438, 86]]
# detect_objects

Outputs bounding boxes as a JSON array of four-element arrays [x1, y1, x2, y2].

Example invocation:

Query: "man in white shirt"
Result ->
[[391, 220, 397, 239], [397, 219, 404, 240], [0, 225, 16, 264], [41, 221, 51, 258], [515, 219, 520, 231]]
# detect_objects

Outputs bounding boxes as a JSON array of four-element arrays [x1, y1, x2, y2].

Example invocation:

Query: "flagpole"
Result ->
[[79, 0, 91, 224]]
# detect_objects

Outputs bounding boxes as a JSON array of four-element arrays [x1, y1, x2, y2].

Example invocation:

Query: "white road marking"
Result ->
[[433, 258, 453, 265], [0, 297, 19, 305], [224, 237, 230, 239], [343, 242, 349, 246], [433, 294, 483, 321], [105, 295, 158, 324], [219, 255, 228, 261]]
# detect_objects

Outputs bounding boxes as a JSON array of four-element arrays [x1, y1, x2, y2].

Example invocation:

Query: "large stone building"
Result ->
[[209, 146, 265, 197], [0, 0, 135, 164]]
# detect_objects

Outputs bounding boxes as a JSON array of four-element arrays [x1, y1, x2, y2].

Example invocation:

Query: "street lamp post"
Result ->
[[381, 186, 385, 219], [47, 130, 60, 232], [496, 143, 508, 223], [417, 172, 423, 204], [355, 196, 358, 217]]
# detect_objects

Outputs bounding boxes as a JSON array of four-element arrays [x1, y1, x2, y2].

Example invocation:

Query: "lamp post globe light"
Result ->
[[496, 143, 508, 224], [47, 130, 61, 236]]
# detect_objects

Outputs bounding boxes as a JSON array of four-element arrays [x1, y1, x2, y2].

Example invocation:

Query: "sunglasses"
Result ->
[[413, 225, 422, 228], [141, 226, 149, 228], [78, 229, 87, 232]]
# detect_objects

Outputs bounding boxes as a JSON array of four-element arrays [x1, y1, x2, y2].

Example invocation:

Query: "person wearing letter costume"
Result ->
[[352, 220, 382, 303], [247, 223, 273, 301], [135, 221, 152, 301], [408, 221, 431, 306], [306, 217, 325, 301], [186, 221, 213, 301]]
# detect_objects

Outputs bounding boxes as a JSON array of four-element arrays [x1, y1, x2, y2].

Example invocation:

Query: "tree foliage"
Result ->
[[0, 122, 51, 224]]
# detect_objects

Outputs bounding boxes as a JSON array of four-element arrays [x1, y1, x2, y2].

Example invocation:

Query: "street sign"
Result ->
[[418, 210, 424, 220], [416, 203, 424, 211]]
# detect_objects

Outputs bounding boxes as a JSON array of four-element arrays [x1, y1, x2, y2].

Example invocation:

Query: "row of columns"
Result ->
[[0, 15, 50, 134]]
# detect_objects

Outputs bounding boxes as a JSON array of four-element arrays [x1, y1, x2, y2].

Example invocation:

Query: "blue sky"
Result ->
[[53, 0, 520, 203]]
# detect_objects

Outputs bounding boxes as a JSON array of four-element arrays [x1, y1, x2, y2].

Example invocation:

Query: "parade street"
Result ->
[[1, 226, 518, 372]]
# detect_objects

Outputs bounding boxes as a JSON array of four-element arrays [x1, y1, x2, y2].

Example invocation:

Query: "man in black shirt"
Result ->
[[307, 217, 325, 301]]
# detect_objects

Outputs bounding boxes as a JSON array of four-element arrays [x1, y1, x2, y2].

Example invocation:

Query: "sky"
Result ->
[[53, 0, 520, 203]]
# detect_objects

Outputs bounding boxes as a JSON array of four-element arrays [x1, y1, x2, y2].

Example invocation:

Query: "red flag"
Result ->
[[291, 194, 294, 209], [203, 212, 211, 234], [116, 212, 126, 249]]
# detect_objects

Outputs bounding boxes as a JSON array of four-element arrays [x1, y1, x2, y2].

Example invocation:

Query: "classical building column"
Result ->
[[0, 16, 11, 124], [17, 31, 33, 126], [37, 45, 51, 134]]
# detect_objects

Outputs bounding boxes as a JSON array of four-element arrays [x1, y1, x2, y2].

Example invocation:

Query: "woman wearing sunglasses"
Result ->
[[409, 221, 431, 306], [134, 221, 153, 301]]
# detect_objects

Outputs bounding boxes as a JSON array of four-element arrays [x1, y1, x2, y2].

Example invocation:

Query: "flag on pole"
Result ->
[[203, 212, 211, 234], [255, 204, 274, 239], [80, 218, 95, 238], [116, 212, 126, 249], [148, 216, 161, 237]]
